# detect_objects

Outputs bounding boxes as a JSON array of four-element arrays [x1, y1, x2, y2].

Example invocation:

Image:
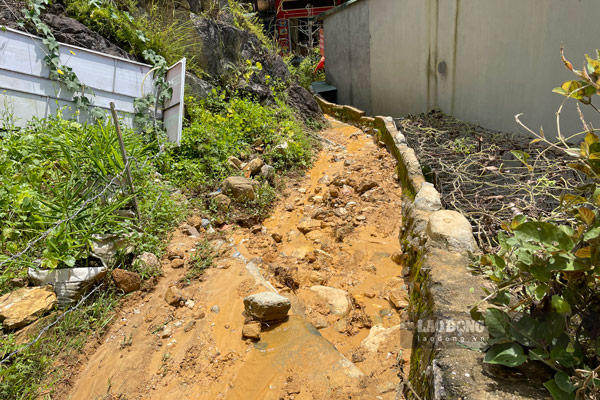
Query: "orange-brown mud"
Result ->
[[62, 118, 410, 400]]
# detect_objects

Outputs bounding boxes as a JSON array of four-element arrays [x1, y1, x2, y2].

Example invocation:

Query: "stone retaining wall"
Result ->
[[314, 95, 547, 399]]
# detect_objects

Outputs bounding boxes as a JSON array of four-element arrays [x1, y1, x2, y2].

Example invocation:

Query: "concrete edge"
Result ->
[[313, 95, 545, 400]]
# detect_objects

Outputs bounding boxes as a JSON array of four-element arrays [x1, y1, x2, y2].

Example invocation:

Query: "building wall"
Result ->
[[323, 0, 371, 114], [323, 0, 600, 139]]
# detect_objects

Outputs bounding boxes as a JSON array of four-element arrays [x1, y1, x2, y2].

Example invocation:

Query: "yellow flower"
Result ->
[[57, 69, 64, 75], [69, 50, 76, 56]]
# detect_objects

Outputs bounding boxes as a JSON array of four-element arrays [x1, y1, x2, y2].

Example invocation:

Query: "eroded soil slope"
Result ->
[[64, 118, 409, 400]]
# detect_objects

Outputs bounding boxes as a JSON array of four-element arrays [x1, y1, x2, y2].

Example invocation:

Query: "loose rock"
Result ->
[[391, 251, 403, 265], [243, 292, 291, 323], [227, 155, 243, 169], [165, 286, 184, 306], [388, 289, 409, 309], [309, 286, 351, 316], [355, 180, 378, 194], [222, 176, 258, 202], [112, 269, 141, 294], [242, 321, 262, 340], [213, 194, 232, 211], [260, 164, 275, 182], [211, 304, 220, 313], [0, 286, 57, 330], [171, 259, 185, 269], [137, 252, 160, 271], [271, 232, 283, 243], [184, 320, 196, 332], [242, 158, 264, 176], [297, 217, 322, 234]]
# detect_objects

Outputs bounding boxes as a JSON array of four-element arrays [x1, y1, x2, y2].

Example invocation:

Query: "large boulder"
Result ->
[[222, 176, 258, 202], [309, 286, 351, 316], [243, 292, 291, 323], [28, 265, 107, 307], [0, 286, 57, 330]]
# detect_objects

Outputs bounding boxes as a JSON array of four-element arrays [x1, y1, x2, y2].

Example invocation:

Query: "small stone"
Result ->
[[137, 252, 160, 271], [195, 310, 206, 320], [165, 286, 184, 306], [271, 233, 283, 243], [171, 259, 185, 269], [242, 322, 261, 340], [388, 289, 409, 309], [285, 204, 295, 212], [243, 292, 291, 323], [213, 194, 232, 211], [344, 159, 354, 166], [211, 305, 220, 313], [112, 269, 141, 294], [251, 225, 262, 234], [391, 251, 403, 265], [328, 186, 340, 198], [352, 351, 366, 363], [242, 158, 264, 177], [185, 299, 195, 309], [182, 224, 201, 237], [355, 180, 378, 194], [227, 156, 243, 169], [168, 248, 185, 260], [161, 325, 172, 338], [184, 320, 196, 332], [311, 315, 328, 329], [260, 164, 275, 182], [297, 217, 321, 234]]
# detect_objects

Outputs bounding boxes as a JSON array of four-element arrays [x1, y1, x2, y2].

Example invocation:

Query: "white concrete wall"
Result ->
[[324, 0, 600, 139], [323, 0, 371, 114]]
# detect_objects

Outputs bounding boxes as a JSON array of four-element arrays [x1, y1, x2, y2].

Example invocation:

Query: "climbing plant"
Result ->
[[473, 48, 600, 400], [19, 0, 103, 116]]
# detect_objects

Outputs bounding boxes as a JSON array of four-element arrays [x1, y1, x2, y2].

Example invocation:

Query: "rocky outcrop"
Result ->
[[0, 286, 57, 330]]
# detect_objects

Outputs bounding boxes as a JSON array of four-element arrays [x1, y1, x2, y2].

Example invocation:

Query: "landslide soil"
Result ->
[[61, 118, 409, 400]]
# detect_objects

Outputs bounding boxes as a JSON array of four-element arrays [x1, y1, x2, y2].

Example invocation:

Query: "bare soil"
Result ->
[[60, 118, 409, 400]]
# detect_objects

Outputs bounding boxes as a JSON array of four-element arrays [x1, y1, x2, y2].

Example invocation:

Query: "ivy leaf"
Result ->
[[510, 150, 533, 171], [484, 342, 527, 367]]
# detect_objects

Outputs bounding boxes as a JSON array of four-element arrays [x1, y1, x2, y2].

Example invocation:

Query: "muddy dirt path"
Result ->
[[64, 118, 409, 400]]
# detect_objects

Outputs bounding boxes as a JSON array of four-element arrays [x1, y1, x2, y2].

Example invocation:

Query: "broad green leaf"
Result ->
[[485, 308, 509, 338], [510, 150, 532, 171], [484, 342, 527, 367], [544, 379, 575, 400], [514, 221, 574, 251], [583, 225, 600, 241], [509, 315, 536, 347], [554, 371, 575, 393]]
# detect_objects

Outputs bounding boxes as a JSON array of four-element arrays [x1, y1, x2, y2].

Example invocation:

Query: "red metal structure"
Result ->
[[275, 0, 342, 53]]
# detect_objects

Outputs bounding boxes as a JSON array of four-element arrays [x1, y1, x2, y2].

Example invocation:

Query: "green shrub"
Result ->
[[287, 47, 325, 90], [164, 89, 312, 191], [0, 110, 181, 289], [475, 49, 600, 400]]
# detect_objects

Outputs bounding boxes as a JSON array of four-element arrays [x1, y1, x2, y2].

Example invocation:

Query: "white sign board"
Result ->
[[0, 27, 185, 143]]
